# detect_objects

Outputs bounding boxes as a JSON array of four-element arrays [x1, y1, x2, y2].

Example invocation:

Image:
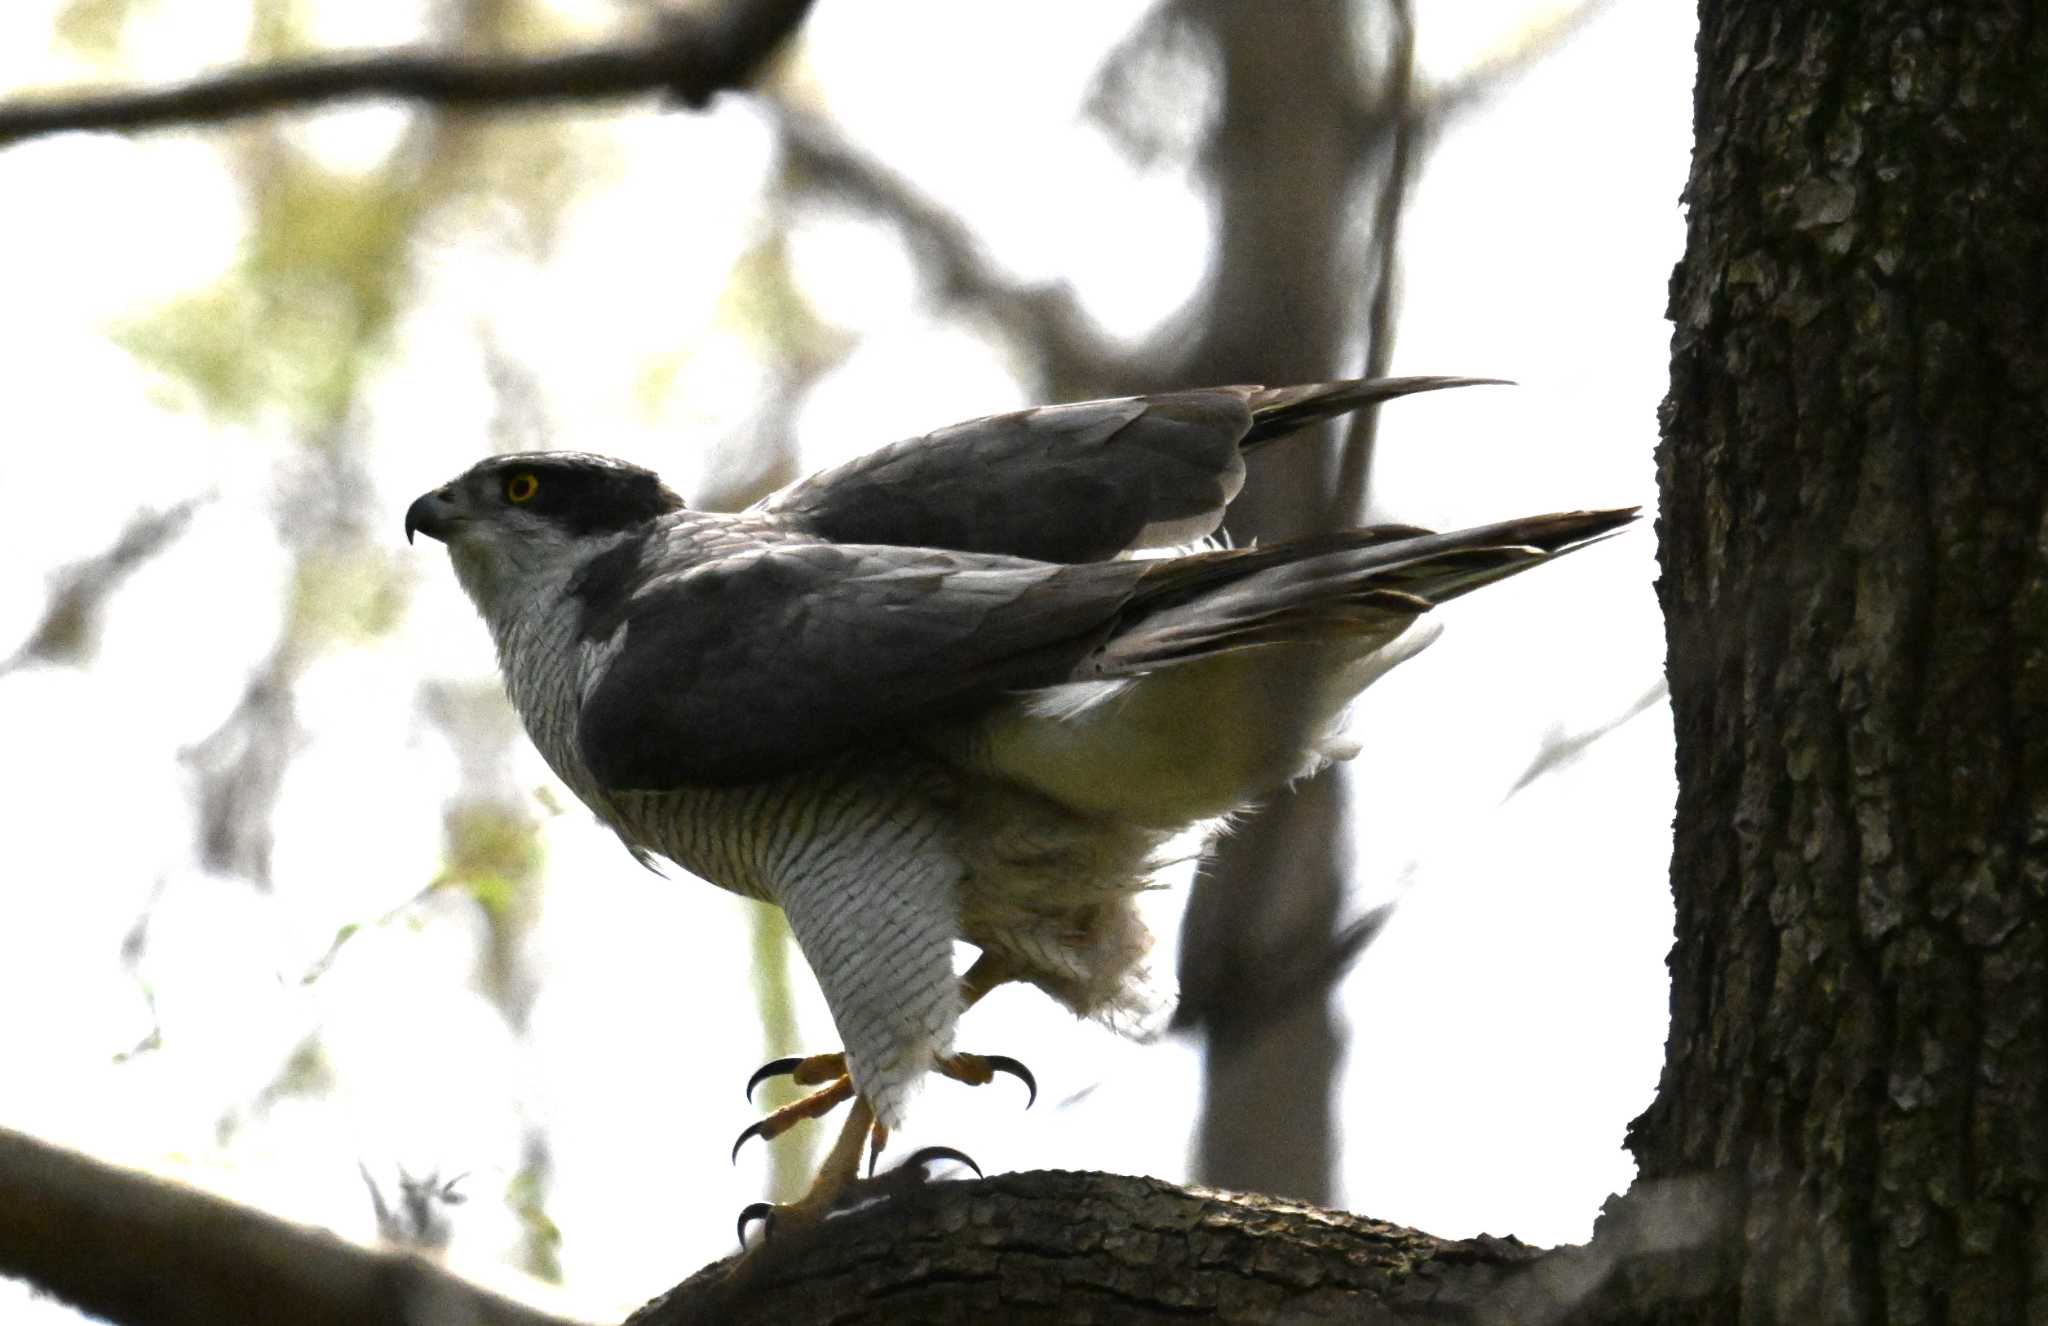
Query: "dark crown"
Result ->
[[473, 452, 685, 537]]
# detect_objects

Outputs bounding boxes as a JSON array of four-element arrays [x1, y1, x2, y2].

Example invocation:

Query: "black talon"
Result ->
[[731, 1118, 772, 1164], [982, 1054, 1038, 1108], [901, 1145, 982, 1180], [736, 1201, 775, 1246], [746, 1056, 804, 1102]]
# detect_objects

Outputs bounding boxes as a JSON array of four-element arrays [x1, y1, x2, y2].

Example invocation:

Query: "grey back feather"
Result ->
[[752, 377, 1500, 563]]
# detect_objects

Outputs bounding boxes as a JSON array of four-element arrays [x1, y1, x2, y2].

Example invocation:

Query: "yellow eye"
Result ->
[[504, 473, 539, 503]]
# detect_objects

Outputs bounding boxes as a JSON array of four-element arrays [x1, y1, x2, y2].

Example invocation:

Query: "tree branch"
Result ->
[[0, 498, 202, 675], [627, 1168, 1736, 1324], [769, 101, 1148, 397], [1425, 0, 1619, 124], [0, 1126, 580, 1326], [1, 1121, 1733, 1324], [1501, 680, 1668, 803], [0, 0, 814, 146], [1334, 0, 1418, 519], [630, 1167, 1739, 1324], [632, 1169, 1544, 1325]]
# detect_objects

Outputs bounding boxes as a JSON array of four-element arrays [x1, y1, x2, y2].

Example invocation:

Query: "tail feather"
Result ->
[[1100, 507, 1637, 675], [964, 503, 1637, 829], [1239, 376, 1511, 452]]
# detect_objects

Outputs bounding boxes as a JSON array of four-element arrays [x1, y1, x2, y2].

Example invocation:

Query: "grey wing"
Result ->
[[751, 377, 1493, 562], [576, 542, 1145, 790]]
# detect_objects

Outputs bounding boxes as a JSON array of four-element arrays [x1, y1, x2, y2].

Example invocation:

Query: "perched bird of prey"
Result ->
[[405, 377, 1634, 1233]]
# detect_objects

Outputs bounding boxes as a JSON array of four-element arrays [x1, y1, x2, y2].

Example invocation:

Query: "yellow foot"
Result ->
[[740, 1050, 1034, 1119], [744, 1051, 848, 1101], [935, 1052, 1037, 1106], [735, 1100, 981, 1248], [729, 1050, 1024, 1249], [729, 1073, 853, 1161], [731, 959, 1027, 1248], [735, 1094, 873, 1246]]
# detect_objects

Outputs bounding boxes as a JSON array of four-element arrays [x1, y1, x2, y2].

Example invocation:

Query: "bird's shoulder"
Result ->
[[563, 509, 814, 641], [567, 538, 1143, 790]]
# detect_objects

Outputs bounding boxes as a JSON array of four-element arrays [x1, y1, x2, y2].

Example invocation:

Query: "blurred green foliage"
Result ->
[[289, 545, 408, 646], [118, 160, 421, 430], [53, 0, 144, 61], [438, 798, 543, 920], [505, 1161, 563, 1282]]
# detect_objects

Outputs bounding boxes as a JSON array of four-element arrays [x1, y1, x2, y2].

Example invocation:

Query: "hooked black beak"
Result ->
[[405, 487, 458, 545]]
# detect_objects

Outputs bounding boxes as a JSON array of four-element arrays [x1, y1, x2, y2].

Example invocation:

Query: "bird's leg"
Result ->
[[930, 952, 1036, 1100], [787, 1094, 874, 1219], [740, 953, 1019, 1105], [735, 951, 1030, 1241], [734, 1045, 1032, 1162], [737, 1096, 987, 1247], [736, 1095, 877, 1245], [957, 950, 1012, 1009]]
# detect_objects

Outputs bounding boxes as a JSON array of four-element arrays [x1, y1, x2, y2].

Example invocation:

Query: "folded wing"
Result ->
[[752, 376, 1495, 562], [576, 506, 1634, 794], [577, 542, 1151, 789]]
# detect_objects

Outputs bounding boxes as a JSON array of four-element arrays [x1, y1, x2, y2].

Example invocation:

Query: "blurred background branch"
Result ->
[[1502, 680, 1667, 803], [0, 1126, 579, 1326], [0, 0, 814, 144], [770, 99, 1144, 397], [1, 499, 203, 676]]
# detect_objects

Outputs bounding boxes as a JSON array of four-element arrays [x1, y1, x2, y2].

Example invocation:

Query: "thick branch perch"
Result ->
[[0, 0, 814, 146], [632, 1169, 1547, 1325], [630, 1170, 1735, 1324], [1, 1120, 1729, 1324]]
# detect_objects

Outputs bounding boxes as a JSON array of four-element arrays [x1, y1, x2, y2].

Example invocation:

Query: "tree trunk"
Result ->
[[1633, 2, 2048, 1320], [1172, 0, 1372, 1208]]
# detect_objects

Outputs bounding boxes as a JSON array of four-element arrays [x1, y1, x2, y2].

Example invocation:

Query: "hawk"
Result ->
[[404, 377, 1635, 1234]]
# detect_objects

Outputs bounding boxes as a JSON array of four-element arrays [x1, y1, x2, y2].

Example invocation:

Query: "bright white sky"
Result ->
[[0, 2, 1692, 1320]]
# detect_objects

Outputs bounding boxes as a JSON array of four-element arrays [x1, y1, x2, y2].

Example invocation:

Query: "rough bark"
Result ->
[[1636, 2, 2048, 1321], [630, 1171, 1545, 1326]]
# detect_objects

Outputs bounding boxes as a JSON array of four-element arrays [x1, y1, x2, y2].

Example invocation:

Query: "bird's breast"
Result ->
[[604, 747, 965, 903]]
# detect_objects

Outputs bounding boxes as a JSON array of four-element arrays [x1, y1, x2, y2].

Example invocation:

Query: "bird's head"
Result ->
[[405, 452, 684, 617]]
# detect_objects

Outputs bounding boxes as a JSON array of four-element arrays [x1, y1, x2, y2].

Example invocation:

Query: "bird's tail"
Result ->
[[1238, 375, 1510, 452], [972, 507, 1638, 828], [1099, 507, 1638, 674]]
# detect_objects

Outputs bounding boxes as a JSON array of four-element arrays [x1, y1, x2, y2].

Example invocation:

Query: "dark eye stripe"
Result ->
[[474, 455, 685, 536]]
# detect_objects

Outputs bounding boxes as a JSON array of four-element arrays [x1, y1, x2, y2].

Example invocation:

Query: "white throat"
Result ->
[[446, 527, 632, 798]]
